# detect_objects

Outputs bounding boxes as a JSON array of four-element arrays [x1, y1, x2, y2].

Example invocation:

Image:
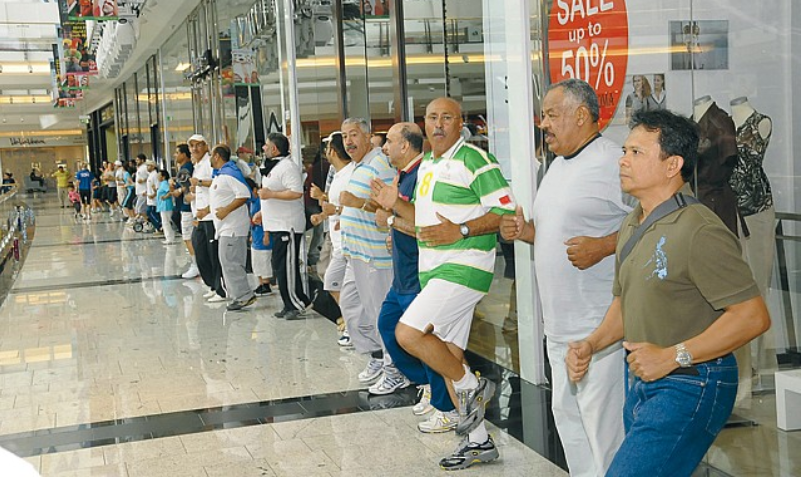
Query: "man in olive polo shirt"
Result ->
[[52, 165, 71, 207], [566, 109, 770, 476]]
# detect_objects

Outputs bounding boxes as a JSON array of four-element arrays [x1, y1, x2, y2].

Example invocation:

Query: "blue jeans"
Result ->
[[606, 354, 738, 477], [378, 287, 454, 413], [146, 205, 162, 230]]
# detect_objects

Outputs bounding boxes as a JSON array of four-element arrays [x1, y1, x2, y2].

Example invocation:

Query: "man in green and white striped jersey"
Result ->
[[388, 97, 517, 470]]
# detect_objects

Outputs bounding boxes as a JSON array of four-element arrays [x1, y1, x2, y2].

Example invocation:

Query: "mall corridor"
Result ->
[[0, 197, 566, 476]]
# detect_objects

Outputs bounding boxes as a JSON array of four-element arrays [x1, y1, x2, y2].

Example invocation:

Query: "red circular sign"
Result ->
[[548, 0, 629, 130]]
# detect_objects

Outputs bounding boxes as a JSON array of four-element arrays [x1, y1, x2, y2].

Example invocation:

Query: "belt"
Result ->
[[667, 366, 699, 376]]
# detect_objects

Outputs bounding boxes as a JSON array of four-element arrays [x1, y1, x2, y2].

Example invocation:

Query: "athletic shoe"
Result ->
[[274, 308, 290, 318], [337, 331, 352, 347], [254, 284, 273, 296], [182, 265, 200, 279], [161, 240, 178, 245], [226, 295, 256, 311], [413, 384, 434, 415], [439, 436, 499, 471], [418, 410, 459, 434], [284, 310, 306, 320], [203, 289, 217, 298], [207, 294, 227, 303], [358, 358, 384, 384], [368, 369, 410, 395], [455, 377, 496, 436]]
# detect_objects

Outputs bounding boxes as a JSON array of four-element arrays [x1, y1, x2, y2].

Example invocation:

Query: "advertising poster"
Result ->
[[61, 0, 119, 22], [61, 21, 97, 76], [547, 1, 629, 130]]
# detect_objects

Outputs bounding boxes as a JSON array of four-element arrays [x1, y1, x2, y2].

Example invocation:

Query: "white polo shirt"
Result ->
[[326, 161, 356, 253], [260, 156, 305, 233], [146, 170, 159, 206], [192, 153, 213, 222], [135, 164, 148, 196], [210, 175, 251, 238]]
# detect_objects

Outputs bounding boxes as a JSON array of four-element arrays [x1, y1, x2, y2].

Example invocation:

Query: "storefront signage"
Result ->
[[548, 0, 629, 129], [0, 137, 85, 149]]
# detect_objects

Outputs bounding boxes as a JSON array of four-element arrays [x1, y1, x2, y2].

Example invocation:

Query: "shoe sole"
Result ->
[[368, 380, 410, 395], [413, 405, 434, 416], [418, 424, 457, 434], [455, 379, 496, 436]]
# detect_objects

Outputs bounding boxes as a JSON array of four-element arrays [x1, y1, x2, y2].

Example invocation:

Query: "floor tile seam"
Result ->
[[31, 237, 161, 248], [10, 275, 185, 294]]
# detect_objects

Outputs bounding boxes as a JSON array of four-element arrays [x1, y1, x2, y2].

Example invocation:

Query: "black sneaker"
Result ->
[[254, 284, 273, 296], [274, 308, 290, 318], [227, 295, 257, 311], [284, 310, 306, 320], [439, 436, 499, 471]]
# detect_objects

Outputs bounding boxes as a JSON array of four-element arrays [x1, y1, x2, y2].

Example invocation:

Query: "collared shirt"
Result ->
[[340, 147, 396, 268], [414, 139, 516, 293], [391, 154, 423, 294]]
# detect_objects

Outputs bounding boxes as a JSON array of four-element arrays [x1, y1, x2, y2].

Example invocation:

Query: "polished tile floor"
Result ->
[[0, 199, 566, 476], [1, 197, 799, 476]]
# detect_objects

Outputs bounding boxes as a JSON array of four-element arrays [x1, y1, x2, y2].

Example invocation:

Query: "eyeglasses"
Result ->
[[425, 114, 457, 124]]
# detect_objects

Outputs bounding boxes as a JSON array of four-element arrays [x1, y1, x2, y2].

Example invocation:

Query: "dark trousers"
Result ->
[[378, 288, 454, 412], [146, 205, 162, 230], [192, 220, 224, 296], [271, 231, 310, 311]]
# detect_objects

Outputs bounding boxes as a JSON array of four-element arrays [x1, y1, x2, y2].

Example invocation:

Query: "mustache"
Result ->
[[432, 127, 445, 136]]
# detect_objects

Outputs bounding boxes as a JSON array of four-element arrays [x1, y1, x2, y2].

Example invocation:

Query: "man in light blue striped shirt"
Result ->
[[338, 118, 398, 385]]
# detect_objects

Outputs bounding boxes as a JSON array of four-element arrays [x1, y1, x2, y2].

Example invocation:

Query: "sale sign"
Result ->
[[548, 0, 629, 130]]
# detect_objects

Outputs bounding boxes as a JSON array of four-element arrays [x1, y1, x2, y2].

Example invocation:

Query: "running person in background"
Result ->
[[157, 169, 176, 244], [121, 161, 137, 222], [75, 163, 94, 221]]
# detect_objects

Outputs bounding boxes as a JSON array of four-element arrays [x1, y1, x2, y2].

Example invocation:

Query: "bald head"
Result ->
[[382, 122, 423, 169], [425, 97, 463, 157]]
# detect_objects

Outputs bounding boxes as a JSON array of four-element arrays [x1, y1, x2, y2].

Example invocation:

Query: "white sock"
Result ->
[[469, 422, 489, 444], [452, 364, 479, 391]]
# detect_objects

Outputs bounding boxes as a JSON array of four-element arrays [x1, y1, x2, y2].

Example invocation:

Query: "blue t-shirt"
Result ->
[[391, 159, 421, 295], [76, 169, 93, 191], [123, 171, 133, 189], [178, 162, 194, 212], [250, 198, 271, 251], [156, 180, 174, 213]]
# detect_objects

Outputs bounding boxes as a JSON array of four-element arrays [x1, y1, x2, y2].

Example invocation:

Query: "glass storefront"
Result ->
[[99, 0, 801, 387]]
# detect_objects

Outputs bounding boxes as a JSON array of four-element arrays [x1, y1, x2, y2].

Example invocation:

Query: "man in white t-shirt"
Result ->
[[133, 153, 149, 221], [114, 160, 126, 211], [258, 132, 311, 319], [189, 134, 225, 302], [500, 79, 633, 477], [209, 144, 256, 311], [145, 159, 161, 231]]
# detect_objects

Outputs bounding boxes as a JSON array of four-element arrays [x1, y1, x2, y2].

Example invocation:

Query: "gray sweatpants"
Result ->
[[339, 257, 393, 357], [219, 235, 253, 302]]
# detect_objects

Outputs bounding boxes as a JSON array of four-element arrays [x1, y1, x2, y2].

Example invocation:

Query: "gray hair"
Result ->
[[342, 117, 371, 134], [547, 79, 600, 123]]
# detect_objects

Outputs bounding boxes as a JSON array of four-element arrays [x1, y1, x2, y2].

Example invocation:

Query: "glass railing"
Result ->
[[0, 186, 36, 300]]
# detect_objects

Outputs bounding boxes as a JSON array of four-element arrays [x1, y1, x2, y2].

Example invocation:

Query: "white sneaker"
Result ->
[[203, 289, 217, 298], [417, 410, 459, 434], [358, 358, 384, 383], [413, 384, 434, 415], [337, 330, 352, 347], [368, 370, 410, 395], [182, 265, 200, 279], [207, 294, 227, 303]]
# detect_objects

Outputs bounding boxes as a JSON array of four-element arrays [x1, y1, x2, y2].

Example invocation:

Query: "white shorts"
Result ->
[[399, 279, 484, 350], [135, 195, 147, 214], [323, 251, 347, 291], [251, 248, 273, 278], [181, 211, 195, 241]]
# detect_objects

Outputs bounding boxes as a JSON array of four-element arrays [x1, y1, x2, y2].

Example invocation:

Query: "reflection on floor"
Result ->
[[0, 197, 798, 476]]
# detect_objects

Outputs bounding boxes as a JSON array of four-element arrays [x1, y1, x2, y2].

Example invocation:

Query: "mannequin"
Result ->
[[692, 95, 713, 121], [731, 96, 772, 139], [729, 96, 777, 387], [692, 95, 739, 234]]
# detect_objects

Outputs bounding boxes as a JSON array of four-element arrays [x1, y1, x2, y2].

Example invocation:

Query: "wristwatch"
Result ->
[[459, 223, 470, 238], [387, 215, 396, 228], [675, 343, 693, 368]]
